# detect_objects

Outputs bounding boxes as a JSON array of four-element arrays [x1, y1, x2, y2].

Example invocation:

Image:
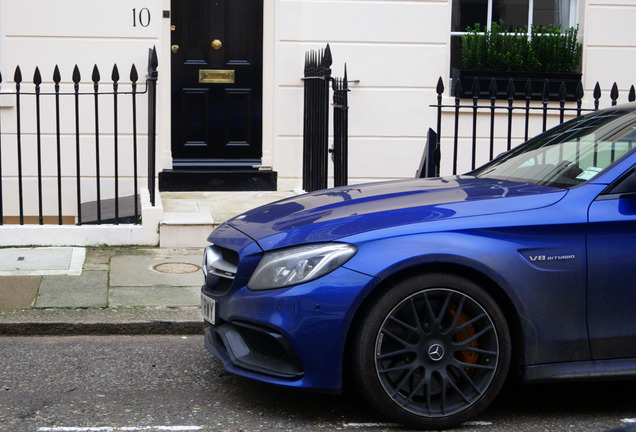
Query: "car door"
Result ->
[[587, 165, 636, 359]]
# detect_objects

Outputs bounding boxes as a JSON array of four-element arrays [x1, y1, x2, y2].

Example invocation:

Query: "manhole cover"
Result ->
[[152, 262, 201, 274]]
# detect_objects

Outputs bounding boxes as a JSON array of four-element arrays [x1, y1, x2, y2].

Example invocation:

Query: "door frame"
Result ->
[[159, 0, 276, 172]]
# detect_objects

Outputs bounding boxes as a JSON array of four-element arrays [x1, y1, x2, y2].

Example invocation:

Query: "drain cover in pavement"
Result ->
[[152, 262, 201, 274]]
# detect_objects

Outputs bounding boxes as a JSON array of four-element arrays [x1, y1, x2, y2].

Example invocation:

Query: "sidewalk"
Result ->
[[0, 247, 207, 336]]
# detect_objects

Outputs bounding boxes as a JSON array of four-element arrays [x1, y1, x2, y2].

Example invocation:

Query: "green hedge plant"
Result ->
[[461, 20, 582, 73]]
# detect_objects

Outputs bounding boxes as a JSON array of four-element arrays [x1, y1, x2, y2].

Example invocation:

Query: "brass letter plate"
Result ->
[[199, 69, 235, 84]]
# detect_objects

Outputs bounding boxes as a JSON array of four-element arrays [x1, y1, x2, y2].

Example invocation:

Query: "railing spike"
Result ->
[[436, 77, 444, 95], [471, 77, 480, 98], [524, 79, 533, 98], [33, 67, 42, 86], [629, 85, 635, 102], [111, 64, 120, 82], [488, 77, 497, 98], [453, 79, 463, 98], [147, 46, 158, 76], [610, 82, 619, 105], [575, 81, 584, 100], [130, 64, 138, 83], [593, 82, 601, 100], [558, 81, 567, 102], [506, 78, 515, 98], [72, 65, 81, 83], [92, 64, 100, 83], [14, 66, 22, 83], [323, 43, 332, 68], [542, 79, 549, 101], [53, 65, 61, 84], [593, 82, 601, 111]]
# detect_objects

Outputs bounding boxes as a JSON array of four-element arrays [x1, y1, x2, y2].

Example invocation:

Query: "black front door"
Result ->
[[170, 0, 263, 167]]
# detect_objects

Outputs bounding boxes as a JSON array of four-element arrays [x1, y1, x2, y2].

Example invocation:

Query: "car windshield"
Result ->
[[471, 108, 636, 188]]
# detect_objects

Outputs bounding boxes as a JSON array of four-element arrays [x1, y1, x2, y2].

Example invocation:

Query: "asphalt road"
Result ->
[[0, 335, 635, 432]]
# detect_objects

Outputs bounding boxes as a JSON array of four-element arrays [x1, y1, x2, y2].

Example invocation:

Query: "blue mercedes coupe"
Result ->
[[201, 105, 636, 429]]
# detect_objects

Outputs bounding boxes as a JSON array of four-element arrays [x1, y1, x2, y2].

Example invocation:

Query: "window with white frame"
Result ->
[[450, 0, 579, 71]]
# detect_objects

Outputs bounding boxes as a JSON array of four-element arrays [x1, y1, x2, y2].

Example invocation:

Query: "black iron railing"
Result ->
[[0, 47, 158, 226], [302, 44, 353, 192], [302, 45, 332, 192], [428, 77, 636, 176]]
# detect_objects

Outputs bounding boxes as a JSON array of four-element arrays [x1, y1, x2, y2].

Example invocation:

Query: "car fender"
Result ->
[[342, 225, 590, 366]]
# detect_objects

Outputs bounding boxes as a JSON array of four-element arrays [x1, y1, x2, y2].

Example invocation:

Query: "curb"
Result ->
[[0, 307, 206, 336]]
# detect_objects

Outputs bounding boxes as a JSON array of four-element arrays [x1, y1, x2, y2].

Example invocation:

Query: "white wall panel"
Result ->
[[583, 47, 636, 98], [588, 0, 636, 4], [347, 138, 424, 178], [347, 88, 435, 136], [275, 86, 439, 139], [272, 136, 304, 178], [275, 0, 452, 185], [275, 87, 305, 137], [3, 0, 160, 38], [2, 39, 156, 80], [278, 42, 448, 88], [585, 5, 636, 46], [279, 0, 450, 44]]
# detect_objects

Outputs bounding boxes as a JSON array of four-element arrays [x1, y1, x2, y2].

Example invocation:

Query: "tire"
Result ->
[[352, 273, 511, 429]]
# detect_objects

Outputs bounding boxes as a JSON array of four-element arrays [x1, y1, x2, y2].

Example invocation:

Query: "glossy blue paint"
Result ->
[[587, 196, 636, 359], [224, 177, 566, 251], [206, 266, 378, 390], [202, 105, 636, 396]]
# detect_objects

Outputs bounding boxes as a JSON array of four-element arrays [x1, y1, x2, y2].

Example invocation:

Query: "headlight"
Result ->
[[247, 243, 357, 290]]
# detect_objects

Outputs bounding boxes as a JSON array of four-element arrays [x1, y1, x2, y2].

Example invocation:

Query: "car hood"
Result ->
[[222, 176, 566, 251]]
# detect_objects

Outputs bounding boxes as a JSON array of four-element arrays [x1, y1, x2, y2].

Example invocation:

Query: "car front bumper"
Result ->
[[201, 265, 377, 391]]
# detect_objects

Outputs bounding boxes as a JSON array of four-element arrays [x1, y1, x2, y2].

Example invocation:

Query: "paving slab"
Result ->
[[110, 254, 203, 287], [109, 286, 200, 307], [0, 247, 209, 335], [35, 270, 108, 308], [0, 247, 85, 276], [0, 276, 41, 309]]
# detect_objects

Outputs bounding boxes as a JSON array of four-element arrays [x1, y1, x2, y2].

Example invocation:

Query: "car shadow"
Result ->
[[204, 357, 636, 430]]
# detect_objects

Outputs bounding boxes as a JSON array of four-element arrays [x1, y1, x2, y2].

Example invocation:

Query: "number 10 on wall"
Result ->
[[132, 8, 151, 27]]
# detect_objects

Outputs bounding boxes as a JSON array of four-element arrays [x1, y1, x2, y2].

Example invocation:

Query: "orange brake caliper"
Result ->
[[450, 304, 479, 372]]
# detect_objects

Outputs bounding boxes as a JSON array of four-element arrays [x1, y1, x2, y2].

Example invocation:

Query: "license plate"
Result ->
[[201, 294, 216, 325]]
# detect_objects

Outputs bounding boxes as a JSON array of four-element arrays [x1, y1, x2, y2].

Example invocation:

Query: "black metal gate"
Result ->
[[302, 44, 352, 192]]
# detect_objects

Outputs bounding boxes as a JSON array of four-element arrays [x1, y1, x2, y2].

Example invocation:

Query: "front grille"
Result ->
[[220, 248, 239, 267], [203, 245, 238, 295], [204, 276, 233, 295]]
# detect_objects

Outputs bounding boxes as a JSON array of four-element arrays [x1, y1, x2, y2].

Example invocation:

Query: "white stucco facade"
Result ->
[[0, 0, 635, 222]]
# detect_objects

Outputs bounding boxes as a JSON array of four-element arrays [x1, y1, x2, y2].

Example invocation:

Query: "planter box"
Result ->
[[452, 68, 582, 101]]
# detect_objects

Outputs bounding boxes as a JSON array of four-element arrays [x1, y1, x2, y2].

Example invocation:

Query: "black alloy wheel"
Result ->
[[352, 273, 511, 429]]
